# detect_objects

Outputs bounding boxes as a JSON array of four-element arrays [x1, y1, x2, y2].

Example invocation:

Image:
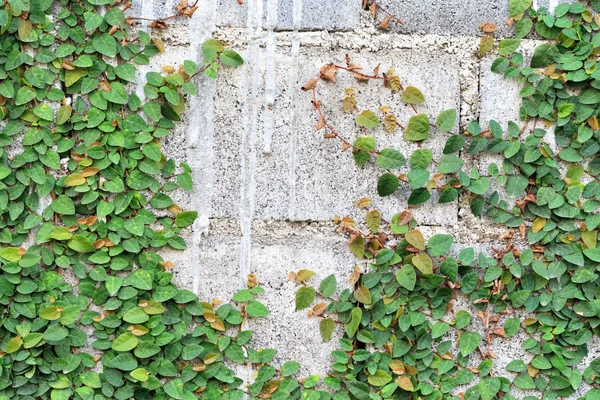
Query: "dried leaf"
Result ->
[[377, 15, 393, 30], [320, 64, 337, 83]]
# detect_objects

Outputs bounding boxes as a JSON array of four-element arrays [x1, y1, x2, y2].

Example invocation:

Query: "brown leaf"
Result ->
[[315, 115, 326, 131], [397, 210, 413, 226], [479, 22, 498, 33], [312, 303, 327, 316], [301, 77, 318, 91], [319, 64, 337, 83], [377, 15, 393, 29], [369, 3, 377, 16], [588, 116, 599, 130]]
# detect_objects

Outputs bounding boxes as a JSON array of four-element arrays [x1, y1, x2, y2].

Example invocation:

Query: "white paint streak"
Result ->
[[548, 0, 559, 12], [287, 0, 303, 220], [263, 0, 278, 154], [188, 0, 218, 296], [133, 0, 153, 103]]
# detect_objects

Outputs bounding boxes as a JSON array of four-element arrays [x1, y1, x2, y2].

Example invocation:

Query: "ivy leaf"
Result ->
[[506, 174, 529, 196], [345, 307, 362, 338], [412, 253, 433, 274], [401, 86, 425, 104], [368, 370, 392, 386], [510, 0, 532, 16], [459, 331, 481, 356], [404, 114, 430, 141], [479, 377, 501, 400], [437, 154, 464, 174], [68, 235, 95, 253], [295, 287, 316, 310], [498, 39, 521, 56], [355, 110, 380, 128], [92, 33, 118, 57], [175, 211, 198, 227], [219, 50, 244, 66], [396, 264, 416, 291], [319, 274, 337, 298], [405, 230, 425, 250], [377, 173, 399, 196], [530, 43, 559, 68], [427, 234, 454, 256], [164, 378, 184, 399], [320, 318, 334, 342], [436, 109, 457, 132], [246, 300, 269, 317], [375, 148, 405, 169]]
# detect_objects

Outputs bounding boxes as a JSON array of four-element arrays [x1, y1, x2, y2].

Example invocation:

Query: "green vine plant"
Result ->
[[3, 0, 600, 400], [282, 1, 600, 399], [0, 0, 294, 399]]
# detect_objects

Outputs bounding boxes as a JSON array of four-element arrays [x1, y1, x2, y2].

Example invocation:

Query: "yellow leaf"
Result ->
[[296, 269, 315, 283], [353, 286, 371, 304], [395, 376, 414, 391], [532, 217, 546, 233], [64, 173, 86, 187], [412, 253, 432, 274], [405, 230, 425, 250]]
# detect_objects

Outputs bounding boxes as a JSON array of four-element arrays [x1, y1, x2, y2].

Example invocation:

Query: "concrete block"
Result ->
[[216, 0, 361, 31], [210, 45, 462, 226], [246, 231, 355, 377], [369, 0, 512, 37]]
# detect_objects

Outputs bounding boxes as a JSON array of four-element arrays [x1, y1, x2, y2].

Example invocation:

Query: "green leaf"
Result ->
[[479, 377, 501, 400], [92, 33, 118, 57], [504, 317, 520, 337], [498, 39, 521, 56], [401, 86, 425, 104], [355, 110, 380, 128], [295, 286, 316, 310], [320, 318, 335, 342], [246, 300, 269, 317], [427, 234, 454, 256], [175, 211, 198, 227], [506, 174, 528, 196], [68, 235, 95, 253], [219, 50, 244, 66], [319, 274, 337, 298], [436, 109, 457, 133], [396, 264, 416, 291], [345, 307, 362, 338], [531, 43, 559, 68], [6, 336, 22, 354], [164, 378, 184, 399], [459, 331, 481, 356], [404, 114, 430, 141], [112, 332, 139, 352], [438, 154, 464, 174], [281, 361, 300, 377], [377, 173, 399, 196], [510, 0, 532, 16], [375, 148, 405, 169], [123, 307, 149, 324], [126, 270, 153, 291], [80, 371, 101, 389], [130, 368, 149, 382], [368, 370, 392, 386]]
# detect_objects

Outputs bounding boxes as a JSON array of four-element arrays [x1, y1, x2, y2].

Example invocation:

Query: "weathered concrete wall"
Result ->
[[135, 0, 597, 397]]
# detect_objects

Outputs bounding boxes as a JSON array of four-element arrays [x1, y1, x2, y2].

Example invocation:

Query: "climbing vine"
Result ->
[[3, 0, 600, 399], [0, 1, 284, 399], [285, 1, 600, 399]]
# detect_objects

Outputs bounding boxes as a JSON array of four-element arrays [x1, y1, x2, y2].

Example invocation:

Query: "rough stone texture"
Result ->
[[369, 0, 512, 37], [123, 0, 596, 397]]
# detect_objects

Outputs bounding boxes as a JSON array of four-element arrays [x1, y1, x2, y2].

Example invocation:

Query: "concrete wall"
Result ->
[[134, 0, 596, 397]]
